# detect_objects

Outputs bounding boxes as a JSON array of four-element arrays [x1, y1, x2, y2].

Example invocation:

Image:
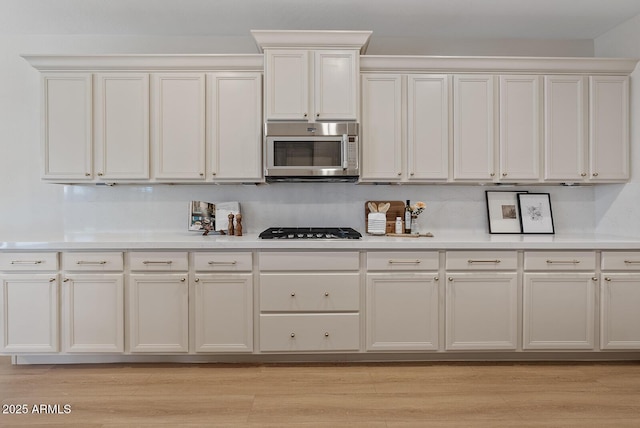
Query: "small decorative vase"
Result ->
[[411, 214, 420, 234]]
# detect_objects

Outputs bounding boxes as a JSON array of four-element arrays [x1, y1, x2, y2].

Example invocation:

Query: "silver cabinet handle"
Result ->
[[546, 260, 580, 264], [389, 260, 421, 264], [11, 260, 43, 265], [143, 261, 173, 265], [208, 261, 237, 265], [467, 259, 501, 264], [76, 260, 107, 265], [624, 260, 640, 264]]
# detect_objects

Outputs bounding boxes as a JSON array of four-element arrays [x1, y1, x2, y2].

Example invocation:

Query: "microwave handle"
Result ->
[[342, 134, 348, 169]]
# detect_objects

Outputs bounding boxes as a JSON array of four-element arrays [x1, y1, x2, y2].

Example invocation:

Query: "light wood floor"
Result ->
[[1, 356, 640, 427]]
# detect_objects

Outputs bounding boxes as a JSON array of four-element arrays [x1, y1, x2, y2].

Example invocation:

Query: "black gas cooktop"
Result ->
[[258, 227, 362, 240]]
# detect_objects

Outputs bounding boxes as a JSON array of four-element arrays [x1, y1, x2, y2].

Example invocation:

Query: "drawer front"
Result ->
[[367, 251, 439, 271], [129, 252, 188, 271], [446, 251, 517, 270], [259, 252, 359, 271], [260, 313, 360, 352], [260, 273, 360, 311], [193, 252, 252, 272], [602, 252, 640, 271], [524, 251, 596, 271], [0, 252, 58, 271], [62, 252, 123, 271]]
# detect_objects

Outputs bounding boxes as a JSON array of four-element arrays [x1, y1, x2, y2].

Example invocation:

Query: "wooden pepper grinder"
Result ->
[[227, 213, 235, 236], [235, 213, 243, 236]]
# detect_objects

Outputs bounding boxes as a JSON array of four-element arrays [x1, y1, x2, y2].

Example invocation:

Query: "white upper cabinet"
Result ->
[[589, 75, 629, 181], [265, 49, 358, 121], [452, 75, 495, 181], [543, 75, 587, 182], [207, 73, 263, 182], [407, 75, 450, 181], [360, 74, 403, 181], [42, 73, 92, 181], [152, 73, 206, 181], [94, 73, 150, 180], [499, 75, 541, 182]]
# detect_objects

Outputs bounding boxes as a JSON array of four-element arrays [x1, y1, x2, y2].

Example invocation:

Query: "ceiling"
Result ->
[[3, 0, 640, 41]]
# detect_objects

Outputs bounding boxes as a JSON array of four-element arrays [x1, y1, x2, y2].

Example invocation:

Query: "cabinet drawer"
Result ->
[[260, 273, 359, 312], [0, 252, 58, 271], [62, 252, 123, 271], [524, 251, 596, 271], [193, 252, 252, 272], [260, 313, 360, 352], [129, 252, 188, 271], [602, 252, 640, 271], [259, 252, 359, 271], [446, 251, 517, 270], [367, 251, 438, 271]]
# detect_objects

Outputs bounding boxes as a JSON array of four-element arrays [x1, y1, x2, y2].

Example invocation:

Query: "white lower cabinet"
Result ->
[[0, 274, 59, 353], [129, 274, 189, 353], [445, 273, 518, 350], [600, 274, 640, 349], [62, 274, 124, 353], [366, 274, 439, 351], [194, 274, 253, 353], [523, 273, 596, 350]]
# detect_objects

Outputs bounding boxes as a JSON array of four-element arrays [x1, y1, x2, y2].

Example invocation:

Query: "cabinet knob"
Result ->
[[448, 277, 454, 282], [194, 278, 200, 282], [212, 172, 216, 176], [290, 292, 296, 297], [181, 278, 186, 282], [592, 277, 598, 281], [397, 172, 402, 176], [85, 173, 91, 177], [97, 172, 103, 176], [581, 173, 587, 177], [434, 277, 439, 281], [593, 172, 599, 177], [63, 278, 70, 282], [324, 332, 330, 337], [316, 113, 320, 117], [290, 333, 296, 338], [490, 173, 495, 177], [605, 277, 612, 282], [199, 173, 204, 177], [324, 292, 329, 297], [410, 172, 415, 176], [49, 277, 56, 283], [303, 113, 308, 118], [502, 173, 507, 177]]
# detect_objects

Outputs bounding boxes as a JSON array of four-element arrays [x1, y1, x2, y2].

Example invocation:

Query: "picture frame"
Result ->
[[517, 193, 555, 234], [188, 201, 215, 231], [485, 191, 528, 234]]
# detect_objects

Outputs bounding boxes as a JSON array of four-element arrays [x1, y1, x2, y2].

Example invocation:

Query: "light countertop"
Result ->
[[2, 231, 640, 251]]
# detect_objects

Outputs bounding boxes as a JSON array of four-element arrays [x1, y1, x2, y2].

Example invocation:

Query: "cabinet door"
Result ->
[[499, 75, 541, 181], [94, 74, 149, 180], [129, 274, 189, 353], [523, 273, 596, 350], [207, 73, 262, 181], [152, 73, 206, 180], [1, 274, 58, 353], [62, 274, 124, 353], [589, 76, 629, 182], [360, 74, 402, 181], [314, 50, 358, 121], [453, 75, 495, 181], [42, 74, 92, 180], [366, 273, 439, 351], [601, 274, 640, 349], [194, 274, 253, 353], [265, 50, 309, 120], [543, 76, 587, 182], [407, 75, 449, 181], [445, 273, 517, 350]]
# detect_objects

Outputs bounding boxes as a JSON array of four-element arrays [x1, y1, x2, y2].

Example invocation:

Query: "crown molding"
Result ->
[[251, 30, 372, 54]]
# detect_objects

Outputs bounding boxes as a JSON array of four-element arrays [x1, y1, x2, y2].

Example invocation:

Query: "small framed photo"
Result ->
[[189, 201, 215, 231], [517, 193, 555, 234], [485, 191, 528, 234]]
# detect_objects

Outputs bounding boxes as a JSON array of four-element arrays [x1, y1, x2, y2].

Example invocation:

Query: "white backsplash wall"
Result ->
[[60, 183, 595, 235]]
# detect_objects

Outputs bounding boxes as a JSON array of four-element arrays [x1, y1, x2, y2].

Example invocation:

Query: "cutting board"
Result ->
[[365, 201, 405, 234]]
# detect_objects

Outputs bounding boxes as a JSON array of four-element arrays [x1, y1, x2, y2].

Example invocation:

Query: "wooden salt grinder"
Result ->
[[227, 213, 235, 236], [235, 213, 243, 236]]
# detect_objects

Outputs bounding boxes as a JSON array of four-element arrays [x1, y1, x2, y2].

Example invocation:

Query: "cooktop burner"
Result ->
[[258, 227, 362, 240]]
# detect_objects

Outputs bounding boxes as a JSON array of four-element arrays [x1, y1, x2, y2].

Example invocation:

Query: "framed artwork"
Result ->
[[188, 201, 215, 231], [517, 193, 555, 234], [485, 191, 528, 234]]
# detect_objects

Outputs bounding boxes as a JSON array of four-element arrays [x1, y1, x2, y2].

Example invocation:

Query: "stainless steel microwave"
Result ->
[[264, 122, 359, 182]]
